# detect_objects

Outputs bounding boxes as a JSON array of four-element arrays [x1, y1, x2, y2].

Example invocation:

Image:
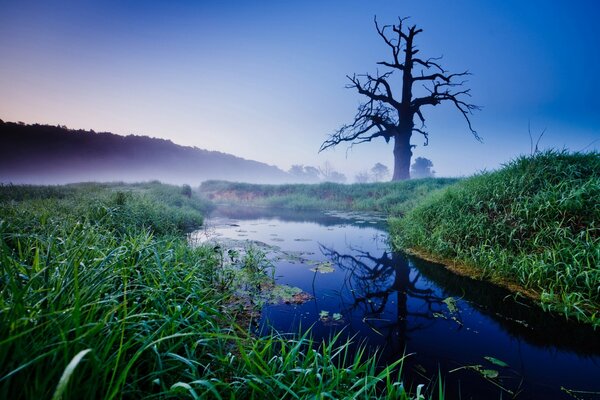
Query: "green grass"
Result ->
[[0, 182, 438, 399], [390, 151, 600, 327], [199, 178, 458, 216]]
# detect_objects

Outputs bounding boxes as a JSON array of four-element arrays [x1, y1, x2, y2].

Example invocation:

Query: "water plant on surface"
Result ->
[[391, 151, 600, 327]]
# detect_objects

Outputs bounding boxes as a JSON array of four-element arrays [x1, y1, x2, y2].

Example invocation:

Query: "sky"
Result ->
[[1, 0, 599, 179]]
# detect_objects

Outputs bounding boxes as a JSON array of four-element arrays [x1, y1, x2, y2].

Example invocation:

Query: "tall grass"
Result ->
[[390, 151, 600, 327], [0, 183, 436, 399], [200, 178, 458, 216]]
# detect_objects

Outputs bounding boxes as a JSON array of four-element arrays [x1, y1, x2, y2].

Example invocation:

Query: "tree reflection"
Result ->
[[319, 244, 446, 351]]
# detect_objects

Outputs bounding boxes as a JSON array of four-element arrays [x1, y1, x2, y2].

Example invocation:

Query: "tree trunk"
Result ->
[[392, 132, 412, 181]]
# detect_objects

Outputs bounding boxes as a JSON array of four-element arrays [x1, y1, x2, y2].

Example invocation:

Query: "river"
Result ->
[[190, 206, 600, 400]]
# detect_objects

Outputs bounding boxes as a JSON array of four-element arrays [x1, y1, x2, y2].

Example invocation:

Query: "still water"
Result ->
[[191, 206, 600, 400]]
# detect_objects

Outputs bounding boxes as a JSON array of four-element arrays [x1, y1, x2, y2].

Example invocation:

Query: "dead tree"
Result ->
[[320, 17, 480, 181]]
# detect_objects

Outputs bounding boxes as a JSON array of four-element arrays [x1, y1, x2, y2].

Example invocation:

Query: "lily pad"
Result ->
[[270, 285, 302, 303], [310, 262, 335, 274], [443, 297, 459, 314], [480, 369, 499, 379], [289, 292, 313, 304]]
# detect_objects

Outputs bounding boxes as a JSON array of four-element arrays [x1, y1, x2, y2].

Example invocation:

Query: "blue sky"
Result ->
[[1, 0, 599, 178]]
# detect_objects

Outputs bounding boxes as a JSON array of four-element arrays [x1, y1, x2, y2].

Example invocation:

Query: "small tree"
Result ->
[[371, 163, 390, 181], [303, 166, 320, 182], [410, 157, 435, 178], [354, 171, 371, 183], [181, 184, 193, 198], [288, 164, 320, 182], [320, 162, 347, 183]]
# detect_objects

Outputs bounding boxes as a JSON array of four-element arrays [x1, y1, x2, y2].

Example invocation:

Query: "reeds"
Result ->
[[0, 183, 434, 399], [199, 179, 458, 216]]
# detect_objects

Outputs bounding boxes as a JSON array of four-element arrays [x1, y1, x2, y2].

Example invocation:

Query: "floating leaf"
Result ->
[[480, 369, 499, 379], [290, 292, 313, 304], [484, 356, 509, 368], [443, 297, 458, 314], [310, 262, 335, 274], [332, 313, 342, 321], [269, 285, 304, 304], [319, 310, 330, 319]]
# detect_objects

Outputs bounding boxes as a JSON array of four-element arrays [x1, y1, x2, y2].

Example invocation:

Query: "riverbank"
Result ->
[[390, 151, 600, 328], [199, 178, 458, 216], [0, 182, 429, 399]]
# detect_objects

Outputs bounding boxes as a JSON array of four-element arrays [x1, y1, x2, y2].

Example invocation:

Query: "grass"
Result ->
[[0, 182, 439, 399], [199, 178, 458, 216], [390, 151, 600, 327]]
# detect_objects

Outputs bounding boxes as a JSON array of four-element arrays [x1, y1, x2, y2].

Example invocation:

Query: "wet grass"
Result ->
[[199, 178, 458, 216], [390, 151, 600, 327], [0, 182, 439, 399]]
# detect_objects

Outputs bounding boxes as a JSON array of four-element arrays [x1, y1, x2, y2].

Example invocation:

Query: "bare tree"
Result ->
[[288, 164, 320, 183], [320, 16, 480, 181], [354, 170, 371, 183], [319, 161, 347, 183], [371, 162, 389, 181]]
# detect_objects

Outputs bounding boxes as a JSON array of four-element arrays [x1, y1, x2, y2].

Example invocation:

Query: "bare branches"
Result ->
[[374, 16, 403, 70], [319, 69, 404, 153], [413, 56, 445, 72], [319, 98, 396, 152], [320, 15, 480, 175], [346, 73, 402, 110], [410, 69, 481, 141]]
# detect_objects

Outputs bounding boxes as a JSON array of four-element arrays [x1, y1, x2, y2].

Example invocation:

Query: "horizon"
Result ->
[[1, 0, 599, 180]]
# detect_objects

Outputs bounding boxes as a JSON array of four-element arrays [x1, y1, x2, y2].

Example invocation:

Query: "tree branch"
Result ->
[[319, 100, 396, 152]]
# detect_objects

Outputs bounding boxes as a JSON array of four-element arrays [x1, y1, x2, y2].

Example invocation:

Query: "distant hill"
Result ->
[[0, 120, 290, 184]]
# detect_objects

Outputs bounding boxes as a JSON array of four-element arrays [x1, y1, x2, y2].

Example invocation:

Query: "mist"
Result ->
[[0, 120, 293, 185]]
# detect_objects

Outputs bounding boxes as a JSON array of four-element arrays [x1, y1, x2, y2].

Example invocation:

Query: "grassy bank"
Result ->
[[390, 151, 600, 327], [200, 178, 458, 216], [0, 182, 435, 399]]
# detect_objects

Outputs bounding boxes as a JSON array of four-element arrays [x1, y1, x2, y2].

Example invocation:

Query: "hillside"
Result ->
[[0, 120, 289, 184]]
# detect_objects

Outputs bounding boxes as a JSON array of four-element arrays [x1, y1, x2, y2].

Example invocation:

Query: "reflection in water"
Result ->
[[321, 244, 600, 357], [321, 245, 445, 353], [211, 205, 386, 228], [410, 257, 600, 355]]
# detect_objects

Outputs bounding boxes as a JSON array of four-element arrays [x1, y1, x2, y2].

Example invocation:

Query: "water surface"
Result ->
[[191, 206, 600, 400]]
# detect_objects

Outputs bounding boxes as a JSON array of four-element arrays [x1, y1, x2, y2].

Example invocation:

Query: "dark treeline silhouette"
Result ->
[[0, 120, 290, 184]]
